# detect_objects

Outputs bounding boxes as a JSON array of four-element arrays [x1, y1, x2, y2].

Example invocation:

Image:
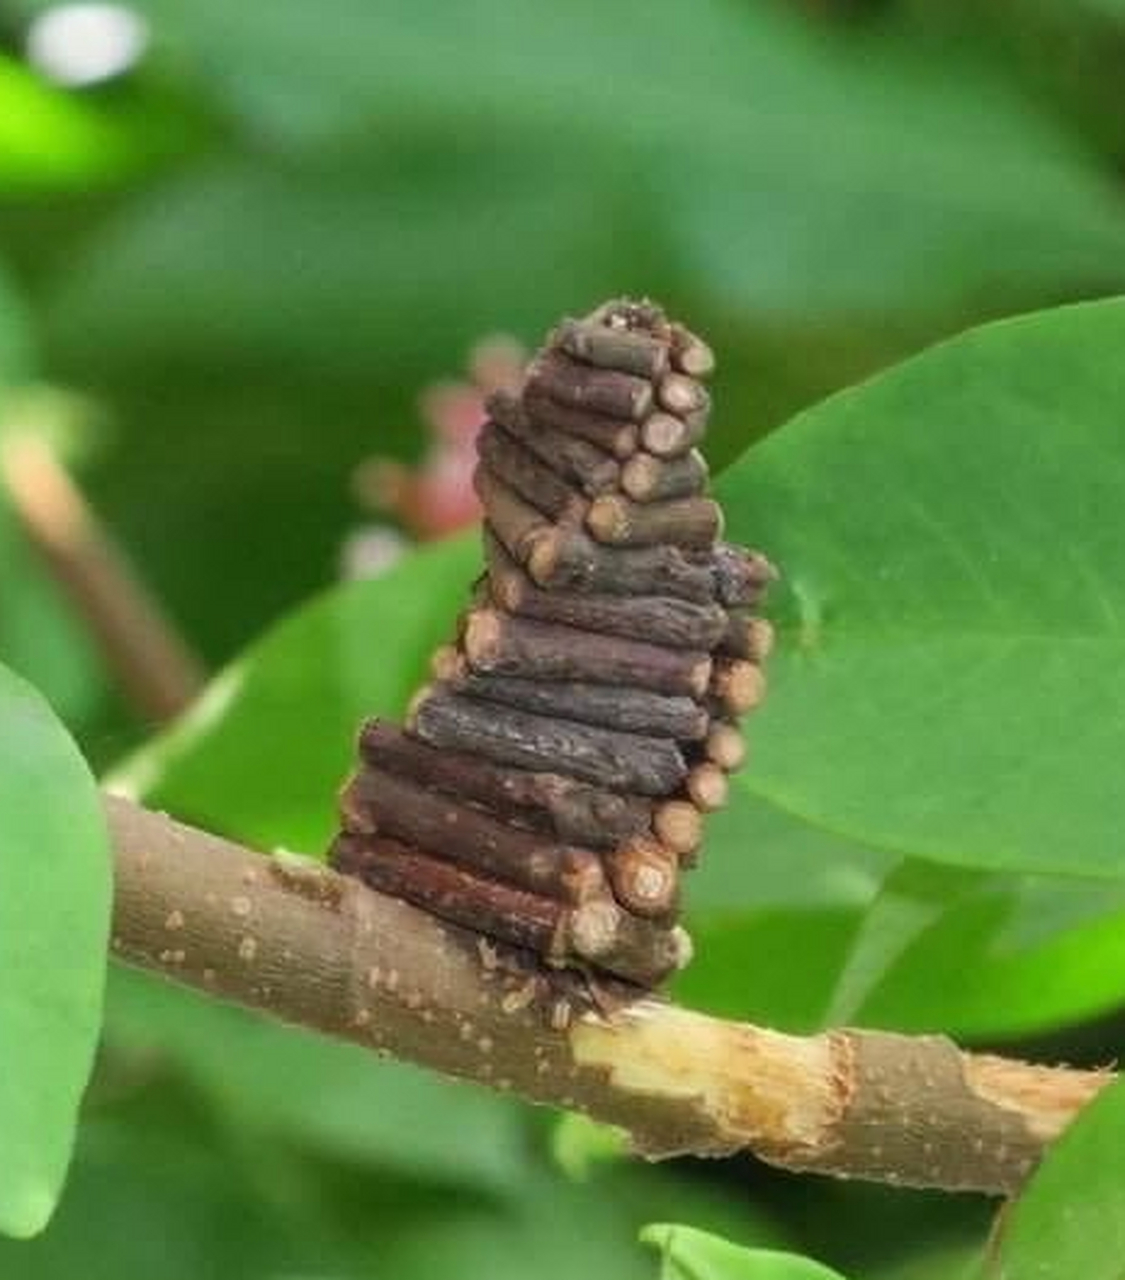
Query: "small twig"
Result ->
[[106, 795, 1113, 1197], [0, 434, 204, 721]]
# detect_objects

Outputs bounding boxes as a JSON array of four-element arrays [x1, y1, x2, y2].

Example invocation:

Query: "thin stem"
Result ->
[[1, 434, 205, 721]]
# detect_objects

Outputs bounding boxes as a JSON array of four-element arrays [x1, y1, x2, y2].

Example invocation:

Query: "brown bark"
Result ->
[[604, 839, 680, 919], [410, 690, 688, 796], [359, 720, 653, 851], [553, 318, 670, 381], [586, 493, 723, 549], [486, 538, 727, 650], [108, 796, 1113, 1196], [0, 434, 205, 721], [669, 324, 716, 378], [710, 657, 767, 716], [712, 544, 777, 607], [527, 350, 654, 422], [340, 766, 605, 902], [477, 422, 587, 522], [526, 525, 715, 602], [333, 832, 568, 960], [620, 450, 709, 503], [474, 470, 555, 566], [640, 411, 707, 459], [487, 391, 621, 496], [523, 387, 640, 459], [720, 613, 776, 662], [657, 373, 710, 420], [703, 720, 747, 772], [449, 672, 708, 741], [462, 607, 712, 699]]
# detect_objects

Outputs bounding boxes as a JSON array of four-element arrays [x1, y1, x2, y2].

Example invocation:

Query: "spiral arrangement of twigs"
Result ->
[[332, 299, 774, 990]]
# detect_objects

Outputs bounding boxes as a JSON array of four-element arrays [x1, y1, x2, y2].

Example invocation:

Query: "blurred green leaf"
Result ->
[[114, 534, 480, 850], [0, 258, 33, 380], [0, 664, 110, 1238], [721, 297, 1125, 879], [31, 1, 1125, 322], [0, 56, 159, 193], [853, 865, 1125, 1038], [45, 153, 651, 385], [674, 905, 861, 1033], [642, 1225, 849, 1280], [985, 1077, 1125, 1279], [105, 964, 528, 1193], [369, 1164, 782, 1280], [551, 1113, 629, 1181], [823, 860, 979, 1026]]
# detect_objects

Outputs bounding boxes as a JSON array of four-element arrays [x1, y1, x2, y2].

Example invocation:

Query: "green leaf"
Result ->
[[0, 56, 157, 193], [641, 1225, 849, 1280], [371, 1166, 782, 1280], [551, 1113, 629, 1181], [32, 0, 1125, 318], [854, 866, 1125, 1038], [113, 534, 480, 852], [104, 965, 528, 1193], [0, 664, 111, 1237], [720, 297, 1125, 880], [985, 1077, 1125, 1279], [824, 861, 985, 1026], [0, 259, 33, 381]]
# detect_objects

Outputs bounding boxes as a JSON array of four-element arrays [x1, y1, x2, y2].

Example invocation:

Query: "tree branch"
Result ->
[[1, 434, 205, 721], [106, 794, 1111, 1197]]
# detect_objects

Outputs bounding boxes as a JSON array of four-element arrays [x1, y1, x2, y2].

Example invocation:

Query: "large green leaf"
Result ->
[[985, 1077, 1125, 1279], [0, 664, 111, 1237], [720, 297, 1125, 879], [29, 0, 1125, 321], [642, 1225, 849, 1280]]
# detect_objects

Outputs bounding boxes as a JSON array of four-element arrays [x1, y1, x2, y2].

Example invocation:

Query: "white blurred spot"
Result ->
[[26, 3, 148, 87], [340, 526, 411, 580]]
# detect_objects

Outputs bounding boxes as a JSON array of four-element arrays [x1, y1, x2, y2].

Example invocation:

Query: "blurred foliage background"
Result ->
[[4, 0, 1125, 1275]]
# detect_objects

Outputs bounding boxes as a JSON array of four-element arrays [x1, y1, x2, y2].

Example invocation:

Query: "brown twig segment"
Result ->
[[477, 422, 587, 522], [109, 796, 1114, 1196], [488, 390, 621, 496], [527, 350, 654, 422], [620, 450, 709, 503], [710, 657, 768, 716], [523, 388, 640, 459], [333, 832, 570, 960], [334, 298, 776, 988], [0, 432, 205, 722], [340, 767, 605, 902], [586, 493, 723, 549], [449, 673, 708, 741], [527, 525, 715, 601], [411, 690, 689, 797], [641, 412, 707, 459], [462, 608, 712, 698], [487, 539, 727, 650], [703, 720, 748, 772], [713, 544, 778, 607], [553, 317, 670, 381], [720, 613, 776, 662], [359, 721, 654, 850]]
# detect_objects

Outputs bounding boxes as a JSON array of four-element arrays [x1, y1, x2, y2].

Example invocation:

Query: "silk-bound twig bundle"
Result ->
[[331, 299, 774, 992]]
